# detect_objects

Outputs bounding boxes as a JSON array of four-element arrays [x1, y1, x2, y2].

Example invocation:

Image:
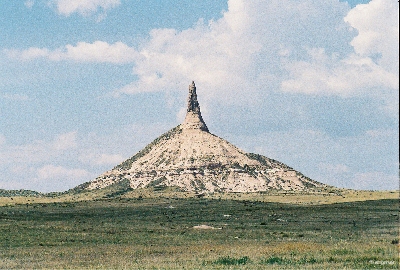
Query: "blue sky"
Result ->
[[0, 0, 398, 192]]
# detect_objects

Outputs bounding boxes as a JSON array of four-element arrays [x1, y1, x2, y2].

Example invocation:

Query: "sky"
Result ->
[[0, 0, 398, 192]]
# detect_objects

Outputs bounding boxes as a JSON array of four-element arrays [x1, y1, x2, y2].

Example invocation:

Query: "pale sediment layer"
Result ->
[[87, 126, 323, 192]]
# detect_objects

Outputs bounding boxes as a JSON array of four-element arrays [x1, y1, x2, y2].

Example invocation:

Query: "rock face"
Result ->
[[82, 82, 326, 193], [182, 81, 209, 132]]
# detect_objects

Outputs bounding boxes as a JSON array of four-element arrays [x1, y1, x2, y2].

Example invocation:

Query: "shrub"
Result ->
[[213, 256, 250, 265], [263, 256, 290, 265]]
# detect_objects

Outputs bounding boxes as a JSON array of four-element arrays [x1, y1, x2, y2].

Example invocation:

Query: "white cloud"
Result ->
[[24, 0, 35, 9], [344, 0, 399, 73], [52, 0, 120, 16], [7, 0, 397, 108], [351, 171, 398, 190], [1, 162, 88, 193], [280, 49, 398, 96], [1, 93, 30, 101], [79, 153, 124, 166], [62, 41, 138, 63], [0, 135, 5, 146], [31, 165, 94, 192], [366, 129, 397, 138], [1, 141, 51, 166], [0, 132, 91, 192], [36, 164, 90, 180], [281, 0, 398, 100], [318, 163, 350, 174], [5, 47, 50, 60], [52, 132, 77, 151], [4, 41, 138, 64], [0, 132, 78, 166], [111, 0, 397, 106]]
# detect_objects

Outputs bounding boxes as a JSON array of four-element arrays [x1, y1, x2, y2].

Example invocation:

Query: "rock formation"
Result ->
[[79, 82, 326, 193], [182, 81, 209, 132]]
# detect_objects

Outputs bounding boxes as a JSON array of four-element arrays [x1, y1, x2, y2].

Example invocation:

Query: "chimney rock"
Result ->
[[182, 81, 209, 132]]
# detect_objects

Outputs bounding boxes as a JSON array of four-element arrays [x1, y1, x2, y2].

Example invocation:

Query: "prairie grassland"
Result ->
[[0, 191, 398, 269], [0, 188, 398, 207]]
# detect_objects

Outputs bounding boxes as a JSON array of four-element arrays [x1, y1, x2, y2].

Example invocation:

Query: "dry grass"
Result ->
[[0, 188, 397, 207], [121, 188, 399, 205]]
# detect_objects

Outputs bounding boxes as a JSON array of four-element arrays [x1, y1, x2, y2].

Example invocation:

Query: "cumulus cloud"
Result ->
[[31, 165, 93, 192], [0, 132, 87, 192], [5, 0, 352, 103], [351, 172, 398, 190], [0, 132, 78, 166], [4, 41, 138, 64], [1, 93, 30, 101], [52, 0, 120, 17], [52, 132, 77, 151], [0, 135, 5, 146], [36, 164, 90, 180], [318, 163, 350, 174], [24, 0, 35, 9], [281, 49, 398, 96], [112, 0, 397, 109], [0, 163, 93, 192], [61, 41, 138, 63], [344, 0, 399, 73], [6, 0, 397, 108], [5, 47, 50, 60], [281, 0, 398, 100], [79, 153, 124, 166], [316, 163, 398, 190]]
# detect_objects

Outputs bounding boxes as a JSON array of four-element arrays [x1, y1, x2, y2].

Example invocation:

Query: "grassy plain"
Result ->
[[0, 189, 398, 269]]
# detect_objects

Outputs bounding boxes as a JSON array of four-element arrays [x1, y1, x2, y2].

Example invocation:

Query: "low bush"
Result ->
[[213, 256, 250, 265]]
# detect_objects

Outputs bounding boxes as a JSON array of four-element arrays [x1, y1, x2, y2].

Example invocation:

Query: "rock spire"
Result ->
[[182, 81, 209, 132]]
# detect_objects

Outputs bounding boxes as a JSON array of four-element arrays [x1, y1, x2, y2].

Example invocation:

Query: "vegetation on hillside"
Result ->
[[0, 189, 42, 197], [115, 125, 182, 171]]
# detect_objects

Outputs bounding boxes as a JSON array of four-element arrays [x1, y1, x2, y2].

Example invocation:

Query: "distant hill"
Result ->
[[0, 189, 42, 197]]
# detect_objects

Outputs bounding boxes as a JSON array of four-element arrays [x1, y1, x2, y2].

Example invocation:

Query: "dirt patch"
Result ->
[[193, 224, 221, 230]]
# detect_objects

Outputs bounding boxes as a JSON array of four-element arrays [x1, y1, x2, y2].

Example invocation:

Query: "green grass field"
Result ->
[[0, 190, 399, 269]]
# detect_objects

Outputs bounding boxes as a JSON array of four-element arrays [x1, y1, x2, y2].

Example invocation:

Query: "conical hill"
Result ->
[[81, 82, 326, 193]]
